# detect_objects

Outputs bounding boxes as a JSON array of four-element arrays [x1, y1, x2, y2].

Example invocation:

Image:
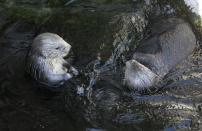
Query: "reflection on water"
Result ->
[[0, 0, 201, 131]]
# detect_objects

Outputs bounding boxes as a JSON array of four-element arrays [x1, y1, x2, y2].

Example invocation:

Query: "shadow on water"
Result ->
[[0, 0, 201, 131]]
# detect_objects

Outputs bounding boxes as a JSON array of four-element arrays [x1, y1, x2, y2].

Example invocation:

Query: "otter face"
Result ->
[[31, 33, 71, 58], [124, 60, 159, 91]]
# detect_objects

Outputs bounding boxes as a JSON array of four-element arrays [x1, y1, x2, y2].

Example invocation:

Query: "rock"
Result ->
[[124, 18, 196, 91]]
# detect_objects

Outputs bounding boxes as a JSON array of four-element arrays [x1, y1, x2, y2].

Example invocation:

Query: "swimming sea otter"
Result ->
[[26, 33, 78, 86], [125, 18, 196, 91]]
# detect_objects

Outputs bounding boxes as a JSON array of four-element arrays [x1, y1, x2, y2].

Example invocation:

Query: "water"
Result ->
[[0, 0, 201, 131]]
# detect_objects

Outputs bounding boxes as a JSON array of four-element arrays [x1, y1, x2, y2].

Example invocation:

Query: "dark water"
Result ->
[[0, 0, 201, 131]]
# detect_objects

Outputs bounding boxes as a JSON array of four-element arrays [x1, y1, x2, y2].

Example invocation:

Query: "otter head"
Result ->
[[30, 33, 71, 58], [124, 60, 160, 91]]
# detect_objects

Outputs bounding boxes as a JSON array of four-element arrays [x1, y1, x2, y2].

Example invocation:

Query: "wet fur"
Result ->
[[125, 18, 196, 90], [26, 33, 77, 86]]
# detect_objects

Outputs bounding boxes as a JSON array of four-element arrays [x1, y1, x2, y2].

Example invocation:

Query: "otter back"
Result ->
[[125, 18, 196, 91]]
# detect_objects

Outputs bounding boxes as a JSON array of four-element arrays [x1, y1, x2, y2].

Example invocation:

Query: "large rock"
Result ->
[[125, 18, 196, 91]]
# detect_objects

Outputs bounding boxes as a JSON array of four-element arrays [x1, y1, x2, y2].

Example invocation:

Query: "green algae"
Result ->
[[0, 4, 51, 25]]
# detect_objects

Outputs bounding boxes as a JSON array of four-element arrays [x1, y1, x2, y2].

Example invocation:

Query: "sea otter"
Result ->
[[125, 18, 196, 91], [26, 33, 78, 86]]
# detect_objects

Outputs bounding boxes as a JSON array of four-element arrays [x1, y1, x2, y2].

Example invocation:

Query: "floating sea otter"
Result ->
[[26, 33, 78, 86], [125, 18, 196, 91]]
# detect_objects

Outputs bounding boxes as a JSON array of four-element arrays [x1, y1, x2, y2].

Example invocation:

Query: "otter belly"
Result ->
[[125, 18, 196, 91]]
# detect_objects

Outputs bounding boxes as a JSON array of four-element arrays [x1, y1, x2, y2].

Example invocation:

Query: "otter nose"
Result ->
[[61, 46, 68, 51], [63, 46, 67, 50]]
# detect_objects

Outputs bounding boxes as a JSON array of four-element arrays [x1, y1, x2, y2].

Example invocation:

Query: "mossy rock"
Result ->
[[0, 3, 52, 25]]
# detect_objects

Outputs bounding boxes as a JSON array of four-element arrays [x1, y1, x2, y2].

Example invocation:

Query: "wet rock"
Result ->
[[3, 22, 34, 45], [125, 18, 196, 91]]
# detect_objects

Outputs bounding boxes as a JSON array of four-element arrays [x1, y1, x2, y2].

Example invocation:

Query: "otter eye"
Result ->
[[55, 47, 60, 50]]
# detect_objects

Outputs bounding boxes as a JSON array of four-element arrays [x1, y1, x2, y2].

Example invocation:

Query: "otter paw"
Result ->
[[64, 73, 73, 80], [70, 67, 79, 76], [62, 66, 68, 72]]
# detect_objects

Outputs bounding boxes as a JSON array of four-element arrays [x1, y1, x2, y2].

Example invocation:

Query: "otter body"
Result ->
[[125, 18, 196, 91], [26, 33, 78, 86]]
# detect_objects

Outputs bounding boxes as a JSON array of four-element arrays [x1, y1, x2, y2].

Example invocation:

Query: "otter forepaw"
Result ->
[[69, 66, 79, 76], [64, 73, 73, 80]]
